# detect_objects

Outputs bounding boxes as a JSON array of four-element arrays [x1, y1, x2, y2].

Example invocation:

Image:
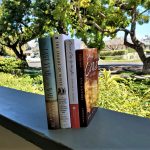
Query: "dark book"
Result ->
[[76, 48, 99, 127]]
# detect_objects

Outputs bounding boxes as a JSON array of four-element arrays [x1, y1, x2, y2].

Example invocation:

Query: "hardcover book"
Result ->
[[38, 36, 60, 129], [76, 48, 99, 127], [65, 39, 82, 128], [52, 34, 71, 128]]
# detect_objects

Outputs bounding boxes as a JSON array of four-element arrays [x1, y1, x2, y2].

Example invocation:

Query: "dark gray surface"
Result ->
[[0, 86, 70, 150], [0, 86, 48, 132], [1, 86, 150, 150]]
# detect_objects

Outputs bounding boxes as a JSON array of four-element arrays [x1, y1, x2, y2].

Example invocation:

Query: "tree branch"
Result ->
[[124, 31, 135, 49], [87, 21, 104, 32], [87, 20, 132, 37], [0, 41, 9, 47], [99, 11, 106, 18], [139, 9, 149, 16], [105, 28, 131, 35]]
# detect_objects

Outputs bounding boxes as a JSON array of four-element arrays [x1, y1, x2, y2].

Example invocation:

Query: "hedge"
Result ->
[[100, 50, 127, 56], [0, 57, 27, 75], [100, 56, 124, 60], [145, 50, 150, 53]]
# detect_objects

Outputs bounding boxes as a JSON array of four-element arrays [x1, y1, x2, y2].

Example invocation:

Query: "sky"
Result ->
[[116, 22, 150, 40]]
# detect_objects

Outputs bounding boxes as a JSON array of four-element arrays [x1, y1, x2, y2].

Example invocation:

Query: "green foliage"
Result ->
[[2, 46, 16, 57], [0, 69, 150, 118], [0, 57, 26, 74], [0, 0, 47, 60], [100, 50, 127, 60], [101, 56, 124, 60], [145, 50, 150, 53], [97, 69, 150, 118], [0, 46, 7, 56], [0, 72, 44, 95], [127, 48, 135, 53], [100, 50, 127, 56], [67, 0, 150, 72], [127, 78, 150, 98], [33, 0, 71, 35]]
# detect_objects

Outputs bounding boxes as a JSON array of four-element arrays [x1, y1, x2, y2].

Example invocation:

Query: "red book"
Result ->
[[76, 48, 99, 127]]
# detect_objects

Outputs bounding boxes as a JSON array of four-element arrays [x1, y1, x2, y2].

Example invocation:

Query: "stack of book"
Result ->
[[38, 34, 99, 129]]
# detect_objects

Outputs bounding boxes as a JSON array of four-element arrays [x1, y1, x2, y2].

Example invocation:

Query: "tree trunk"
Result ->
[[143, 58, 150, 74], [132, 44, 150, 74], [11, 45, 28, 68], [11, 45, 26, 61], [57, 21, 68, 34], [124, 31, 150, 74]]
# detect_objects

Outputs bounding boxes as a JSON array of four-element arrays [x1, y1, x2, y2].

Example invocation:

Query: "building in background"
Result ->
[[141, 35, 150, 50], [25, 39, 41, 68], [104, 38, 128, 50]]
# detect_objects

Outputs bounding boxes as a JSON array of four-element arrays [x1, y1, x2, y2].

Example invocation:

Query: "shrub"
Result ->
[[101, 56, 124, 60], [0, 57, 27, 75], [0, 69, 150, 119], [144, 50, 150, 53], [0, 72, 44, 94], [100, 50, 127, 56], [97, 69, 150, 118]]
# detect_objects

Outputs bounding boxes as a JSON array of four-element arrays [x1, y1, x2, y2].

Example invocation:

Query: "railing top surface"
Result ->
[[0, 86, 150, 150]]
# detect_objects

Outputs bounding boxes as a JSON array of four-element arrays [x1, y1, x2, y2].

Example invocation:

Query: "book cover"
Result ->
[[38, 36, 60, 129], [52, 34, 71, 128], [76, 48, 99, 127], [65, 39, 82, 128]]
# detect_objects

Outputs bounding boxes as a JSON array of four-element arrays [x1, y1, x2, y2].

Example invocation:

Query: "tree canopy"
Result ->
[[0, 0, 46, 60], [66, 0, 150, 73], [0, 0, 150, 73]]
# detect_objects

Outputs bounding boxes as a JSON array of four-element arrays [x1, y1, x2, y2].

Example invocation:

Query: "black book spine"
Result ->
[[76, 51, 88, 127]]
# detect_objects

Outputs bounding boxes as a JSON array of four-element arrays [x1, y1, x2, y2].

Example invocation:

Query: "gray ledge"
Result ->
[[0, 86, 150, 150]]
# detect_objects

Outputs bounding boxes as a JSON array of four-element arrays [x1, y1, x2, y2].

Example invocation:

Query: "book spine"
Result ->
[[76, 50, 88, 127], [38, 36, 60, 129], [52, 34, 71, 128], [65, 39, 81, 128]]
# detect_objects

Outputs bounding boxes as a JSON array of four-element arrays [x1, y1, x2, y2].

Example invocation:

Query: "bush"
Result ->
[[0, 69, 150, 119], [144, 50, 150, 53], [100, 50, 127, 56], [0, 72, 44, 94], [145, 50, 150, 55], [101, 56, 124, 60], [97, 69, 150, 118], [0, 57, 27, 75]]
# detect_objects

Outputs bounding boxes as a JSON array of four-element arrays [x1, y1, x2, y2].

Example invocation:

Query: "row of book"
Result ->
[[38, 34, 99, 129]]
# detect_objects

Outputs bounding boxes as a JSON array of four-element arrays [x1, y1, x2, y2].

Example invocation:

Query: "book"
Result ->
[[38, 36, 60, 129], [76, 48, 99, 127], [65, 39, 82, 128], [52, 34, 71, 128]]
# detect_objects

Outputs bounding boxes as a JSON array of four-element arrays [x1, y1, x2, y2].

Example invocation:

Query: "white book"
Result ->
[[52, 34, 71, 128], [65, 39, 82, 128]]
